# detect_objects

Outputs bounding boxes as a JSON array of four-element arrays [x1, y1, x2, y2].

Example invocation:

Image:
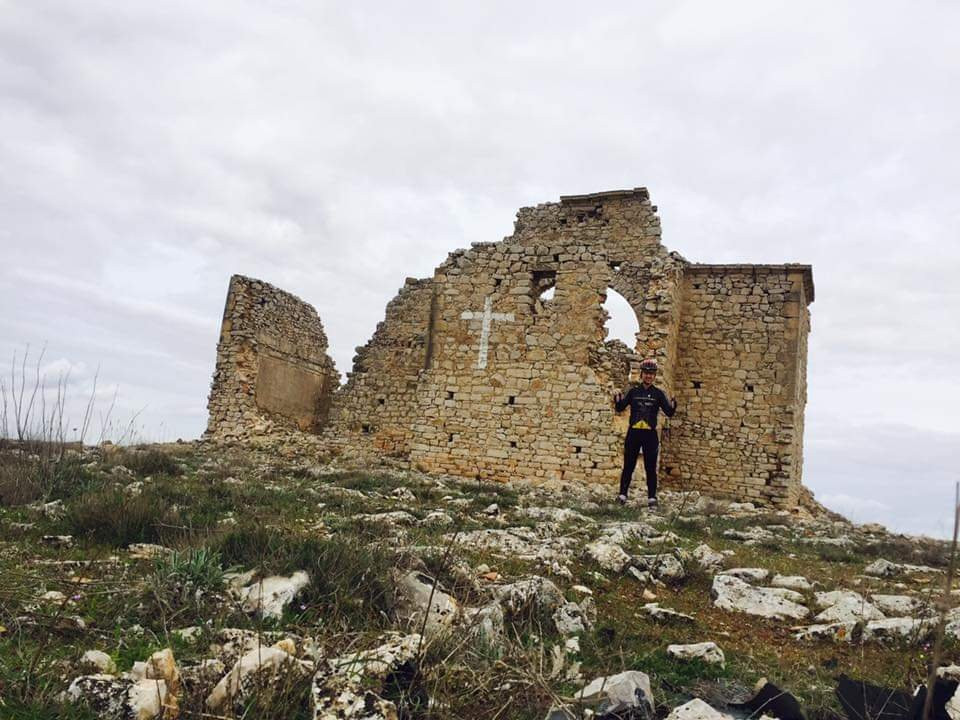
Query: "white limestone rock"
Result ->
[[584, 541, 632, 573], [62, 675, 172, 720], [711, 575, 809, 621], [641, 602, 695, 623], [553, 601, 590, 636], [520, 506, 596, 526], [871, 594, 922, 617], [462, 602, 505, 650], [394, 570, 459, 638], [692, 543, 725, 570], [598, 521, 660, 545], [814, 595, 885, 623], [353, 510, 418, 526], [492, 576, 565, 617], [793, 621, 859, 642], [237, 571, 310, 619], [207, 639, 312, 712], [667, 642, 726, 667], [634, 553, 686, 583], [79, 650, 116, 675], [419, 510, 454, 527], [863, 617, 936, 643], [815, 590, 863, 609], [864, 559, 943, 578], [666, 698, 736, 720], [771, 574, 813, 591], [547, 670, 655, 720], [718, 568, 769, 584], [312, 633, 420, 720]]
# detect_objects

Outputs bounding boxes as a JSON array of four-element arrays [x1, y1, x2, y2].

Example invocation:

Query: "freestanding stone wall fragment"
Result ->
[[205, 188, 815, 507], [205, 275, 339, 440]]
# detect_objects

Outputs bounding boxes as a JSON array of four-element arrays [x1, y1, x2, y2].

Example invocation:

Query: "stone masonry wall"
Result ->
[[324, 277, 434, 456], [205, 275, 339, 440], [402, 190, 673, 485], [663, 266, 814, 505], [205, 188, 814, 506]]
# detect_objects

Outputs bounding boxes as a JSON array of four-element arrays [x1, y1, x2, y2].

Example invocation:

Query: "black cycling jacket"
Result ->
[[615, 384, 677, 430]]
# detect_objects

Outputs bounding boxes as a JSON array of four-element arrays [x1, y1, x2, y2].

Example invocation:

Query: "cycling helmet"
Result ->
[[639, 358, 658, 373]]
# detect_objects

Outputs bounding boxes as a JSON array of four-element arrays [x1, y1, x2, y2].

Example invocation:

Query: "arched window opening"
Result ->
[[603, 288, 640, 351]]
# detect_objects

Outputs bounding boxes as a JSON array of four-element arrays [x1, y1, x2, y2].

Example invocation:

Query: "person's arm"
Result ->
[[660, 389, 677, 417], [614, 387, 633, 412]]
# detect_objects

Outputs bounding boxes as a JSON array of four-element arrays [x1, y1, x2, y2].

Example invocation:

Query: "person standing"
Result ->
[[612, 358, 677, 508]]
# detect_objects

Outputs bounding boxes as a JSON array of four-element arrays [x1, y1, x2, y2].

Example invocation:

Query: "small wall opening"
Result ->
[[603, 287, 641, 350], [532, 270, 557, 313]]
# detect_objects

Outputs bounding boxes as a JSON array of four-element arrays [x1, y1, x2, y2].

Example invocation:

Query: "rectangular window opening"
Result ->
[[361, 424, 371, 434], [692, 380, 702, 389], [507, 395, 516, 405], [574, 446, 582, 454], [446, 391, 455, 400], [448, 433, 455, 443], [510, 440, 517, 448], [745, 384, 754, 393], [377, 397, 385, 405]]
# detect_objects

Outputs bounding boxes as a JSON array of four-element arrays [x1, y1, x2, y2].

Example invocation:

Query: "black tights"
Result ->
[[619, 428, 659, 499]]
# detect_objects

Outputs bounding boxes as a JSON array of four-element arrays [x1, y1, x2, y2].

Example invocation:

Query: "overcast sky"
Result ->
[[2, 1, 957, 537]]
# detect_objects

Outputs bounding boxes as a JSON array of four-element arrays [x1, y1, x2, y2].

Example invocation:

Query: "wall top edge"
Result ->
[[685, 263, 815, 303]]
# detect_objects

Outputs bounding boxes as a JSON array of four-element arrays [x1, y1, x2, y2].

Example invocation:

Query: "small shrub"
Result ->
[[0, 455, 42, 505], [0, 454, 95, 506], [110, 448, 183, 477], [213, 527, 396, 630], [152, 547, 226, 600], [64, 488, 176, 546]]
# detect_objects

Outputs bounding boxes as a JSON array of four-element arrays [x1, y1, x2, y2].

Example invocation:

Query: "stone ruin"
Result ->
[[206, 188, 813, 506]]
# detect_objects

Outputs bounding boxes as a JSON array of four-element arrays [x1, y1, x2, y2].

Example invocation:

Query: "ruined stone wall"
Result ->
[[324, 277, 434, 455], [205, 275, 339, 440], [663, 266, 814, 505], [204, 188, 815, 506], [401, 189, 673, 485]]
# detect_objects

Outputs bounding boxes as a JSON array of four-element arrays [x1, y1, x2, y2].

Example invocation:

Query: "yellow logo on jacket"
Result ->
[[631, 420, 651, 429]]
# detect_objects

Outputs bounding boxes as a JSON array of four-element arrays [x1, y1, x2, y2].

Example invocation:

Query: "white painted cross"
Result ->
[[460, 295, 514, 369]]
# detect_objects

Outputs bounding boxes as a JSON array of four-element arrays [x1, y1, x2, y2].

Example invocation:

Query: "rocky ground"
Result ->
[[0, 439, 956, 719]]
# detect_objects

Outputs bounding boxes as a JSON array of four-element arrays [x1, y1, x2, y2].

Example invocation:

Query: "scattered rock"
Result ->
[[718, 568, 769, 584], [771, 574, 813, 591], [207, 638, 311, 712], [394, 570, 459, 638], [548, 670, 654, 719], [312, 633, 422, 720], [640, 603, 695, 623], [493, 576, 565, 618], [585, 541, 632, 573], [711, 575, 809, 621], [353, 510, 418, 526], [128, 543, 173, 560], [871, 594, 923, 617], [666, 698, 734, 720], [236, 571, 310, 619], [42, 535, 73, 548], [667, 642, 725, 667], [79, 650, 117, 675], [553, 601, 590, 635], [864, 559, 943, 578], [692, 543, 725, 570], [814, 594, 885, 624]]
